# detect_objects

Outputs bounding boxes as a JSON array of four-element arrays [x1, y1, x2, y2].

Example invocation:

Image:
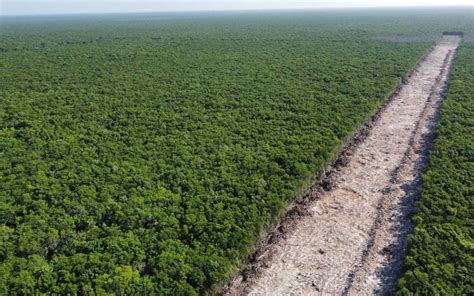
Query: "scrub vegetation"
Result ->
[[0, 8, 472, 295], [397, 43, 474, 295]]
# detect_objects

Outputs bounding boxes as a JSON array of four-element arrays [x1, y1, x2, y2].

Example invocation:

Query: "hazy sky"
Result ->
[[1, 0, 473, 16]]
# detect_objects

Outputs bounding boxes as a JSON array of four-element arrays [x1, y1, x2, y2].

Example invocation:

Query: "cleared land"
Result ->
[[397, 43, 474, 295], [226, 36, 460, 295]]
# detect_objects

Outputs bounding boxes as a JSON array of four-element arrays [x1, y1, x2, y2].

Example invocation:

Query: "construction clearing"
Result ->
[[225, 35, 461, 296]]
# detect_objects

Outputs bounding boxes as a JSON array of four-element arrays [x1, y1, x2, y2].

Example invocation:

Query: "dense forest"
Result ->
[[1, 9, 473, 294], [397, 44, 474, 294]]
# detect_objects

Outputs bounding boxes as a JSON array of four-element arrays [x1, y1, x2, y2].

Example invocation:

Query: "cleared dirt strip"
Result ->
[[224, 36, 460, 295]]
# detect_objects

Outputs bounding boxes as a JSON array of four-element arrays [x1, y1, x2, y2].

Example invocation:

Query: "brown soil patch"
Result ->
[[223, 36, 460, 295]]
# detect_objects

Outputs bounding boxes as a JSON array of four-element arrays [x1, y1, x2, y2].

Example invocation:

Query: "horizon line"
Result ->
[[1, 4, 473, 18]]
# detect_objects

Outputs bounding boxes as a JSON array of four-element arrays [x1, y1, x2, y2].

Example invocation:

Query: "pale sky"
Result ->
[[1, 0, 473, 16]]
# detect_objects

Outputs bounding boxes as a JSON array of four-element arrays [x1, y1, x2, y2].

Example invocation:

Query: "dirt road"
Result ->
[[225, 36, 461, 295]]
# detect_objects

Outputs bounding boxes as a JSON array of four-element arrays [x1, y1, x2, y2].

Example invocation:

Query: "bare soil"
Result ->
[[223, 36, 460, 296]]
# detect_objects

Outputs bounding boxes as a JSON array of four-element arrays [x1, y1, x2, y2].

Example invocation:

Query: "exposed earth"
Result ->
[[224, 35, 461, 296]]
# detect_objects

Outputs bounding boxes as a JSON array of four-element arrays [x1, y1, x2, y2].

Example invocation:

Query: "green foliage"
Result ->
[[397, 44, 474, 295], [1, 8, 473, 295]]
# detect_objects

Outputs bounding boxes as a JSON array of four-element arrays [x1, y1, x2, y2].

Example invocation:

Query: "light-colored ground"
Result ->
[[225, 36, 460, 296]]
